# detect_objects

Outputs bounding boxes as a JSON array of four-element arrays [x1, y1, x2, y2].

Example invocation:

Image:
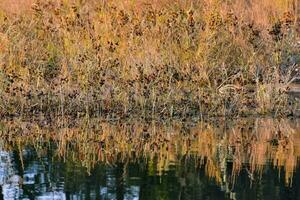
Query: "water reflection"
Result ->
[[0, 118, 300, 199]]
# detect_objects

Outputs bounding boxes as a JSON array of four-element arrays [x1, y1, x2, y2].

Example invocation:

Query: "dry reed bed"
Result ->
[[0, 118, 299, 186], [0, 0, 299, 117]]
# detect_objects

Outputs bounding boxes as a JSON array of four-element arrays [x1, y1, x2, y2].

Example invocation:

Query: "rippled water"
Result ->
[[0, 118, 300, 199]]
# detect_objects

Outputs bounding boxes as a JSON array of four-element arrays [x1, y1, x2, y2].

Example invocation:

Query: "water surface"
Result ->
[[0, 118, 300, 200]]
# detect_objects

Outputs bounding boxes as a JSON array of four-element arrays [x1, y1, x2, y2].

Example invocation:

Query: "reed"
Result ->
[[0, 0, 299, 118]]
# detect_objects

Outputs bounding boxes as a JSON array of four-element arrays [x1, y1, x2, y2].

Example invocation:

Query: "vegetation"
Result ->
[[0, 0, 299, 118]]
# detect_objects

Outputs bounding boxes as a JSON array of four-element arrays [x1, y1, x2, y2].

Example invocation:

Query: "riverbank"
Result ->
[[0, 0, 299, 118]]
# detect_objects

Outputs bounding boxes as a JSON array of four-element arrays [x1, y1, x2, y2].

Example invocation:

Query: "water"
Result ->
[[0, 118, 300, 199]]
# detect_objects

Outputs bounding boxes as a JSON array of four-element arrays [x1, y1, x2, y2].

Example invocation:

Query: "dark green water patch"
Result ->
[[0, 143, 298, 200]]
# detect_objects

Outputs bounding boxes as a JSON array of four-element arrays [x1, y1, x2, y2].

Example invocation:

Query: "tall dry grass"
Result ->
[[0, 0, 34, 14], [0, 0, 299, 118]]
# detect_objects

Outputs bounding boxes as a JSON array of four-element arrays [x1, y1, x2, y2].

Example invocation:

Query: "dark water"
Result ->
[[0, 145, 298, 200], [1, 118, 300, 199]]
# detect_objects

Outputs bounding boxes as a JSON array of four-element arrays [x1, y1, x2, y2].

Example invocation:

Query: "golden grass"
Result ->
[[0, 0, 34, 14], [0, 0, 299, 118]]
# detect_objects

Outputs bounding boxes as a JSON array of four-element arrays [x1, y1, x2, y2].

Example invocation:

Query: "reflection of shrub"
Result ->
[[0, 0, 299, 117], [2, 118, 298, 186]]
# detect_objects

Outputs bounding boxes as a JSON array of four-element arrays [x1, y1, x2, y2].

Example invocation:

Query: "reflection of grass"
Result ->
[[1, 118, 300, 186], [0, 0, 299, 117]]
